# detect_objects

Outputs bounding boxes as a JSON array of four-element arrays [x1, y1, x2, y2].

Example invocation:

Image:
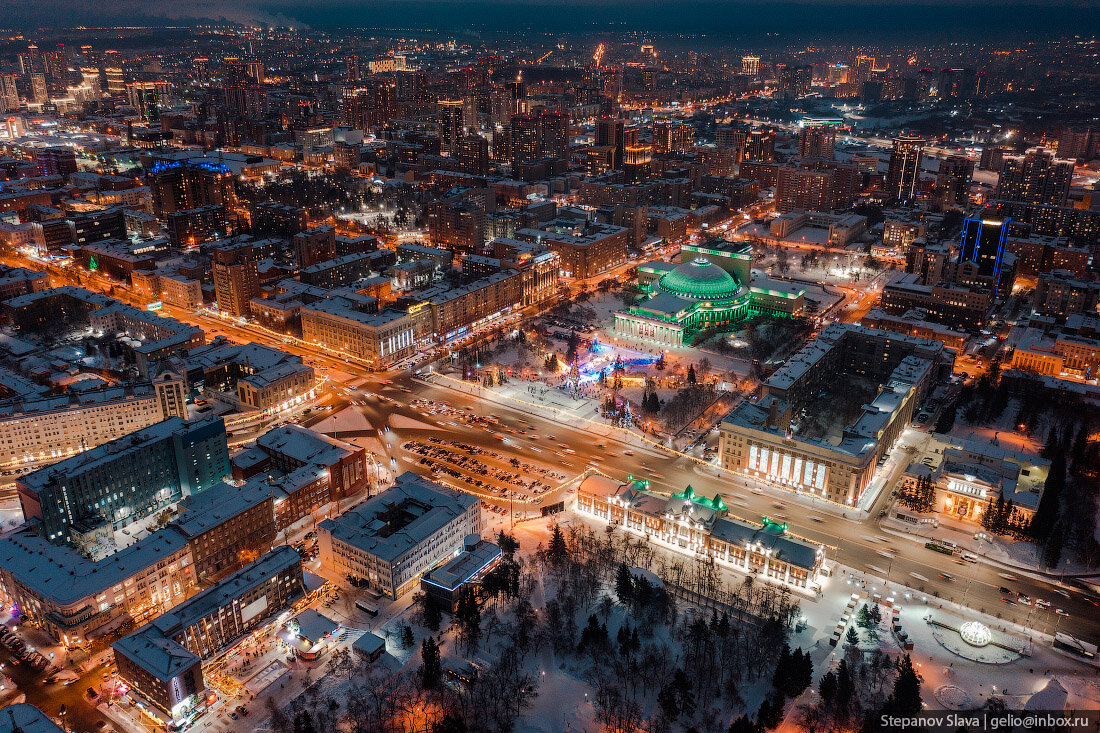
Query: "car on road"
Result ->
[[1000, 598, 1015, 605], [998, 586, 1011, 594], [1036, 598, 1051, 608], [937, 573, 954, 581], [1055, 608, 1069, 617]]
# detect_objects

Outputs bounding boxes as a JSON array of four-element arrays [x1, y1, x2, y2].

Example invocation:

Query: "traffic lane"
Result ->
[[0, 647, 110, 733]]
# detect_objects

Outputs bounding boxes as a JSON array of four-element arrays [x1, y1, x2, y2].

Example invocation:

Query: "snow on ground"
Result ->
[[329, 406, 373, 432], [388, 413, 440, 431]]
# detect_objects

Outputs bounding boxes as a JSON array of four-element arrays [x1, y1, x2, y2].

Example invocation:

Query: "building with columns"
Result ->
[[576, 474, 824, 591]]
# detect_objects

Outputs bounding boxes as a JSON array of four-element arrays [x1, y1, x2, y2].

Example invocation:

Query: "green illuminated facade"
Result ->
[[615, 240, 805, 348]]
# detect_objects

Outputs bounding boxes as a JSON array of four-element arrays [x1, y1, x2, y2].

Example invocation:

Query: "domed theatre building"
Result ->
[[614, 240, 805, 348]]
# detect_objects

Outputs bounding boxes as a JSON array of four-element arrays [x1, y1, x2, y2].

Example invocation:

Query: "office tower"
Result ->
[[455, 134, 491, 176], [623, 144, 652, 184], [30, 73, 47, 104], [0, 74, 18, 112], [886, 134, 925, 201], [16, 415, 230, 545], [212, 244, 260, 317], [36, 146, 77, 177], [797, 124, 837, 159], [996, 149, 1074, 206], [744, 129, 775, 162], [148, 159, 237, 219], [653, 120, 693, 154], [741, 55, 760, 76], [935, 155, 974, 209], [959, 217, 1010, 285], [438, 99, 465, 155]]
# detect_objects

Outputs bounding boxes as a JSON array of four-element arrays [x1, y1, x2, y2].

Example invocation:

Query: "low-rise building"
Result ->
[[420, 536, 502, 611], [719, 323, 950, 505], [113, 546, 304, 721], [318, 473, 480, 598], [576, 475, 824, 590]]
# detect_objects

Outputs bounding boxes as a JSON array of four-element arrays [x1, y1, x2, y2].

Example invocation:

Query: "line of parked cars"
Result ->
[[0, 626, 52, 672]]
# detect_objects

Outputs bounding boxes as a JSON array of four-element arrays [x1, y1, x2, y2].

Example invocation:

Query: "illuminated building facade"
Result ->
[[719, 323, 951, 504], [576, 475, 824, 590], [616, 241, 804, 348]]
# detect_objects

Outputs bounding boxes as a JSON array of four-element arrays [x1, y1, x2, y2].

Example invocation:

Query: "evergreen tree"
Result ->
[[772, 643, 792, 696], [819, 670, 838, 706], [869, 603, 882, 626], [883, 654, 922, 716], [419, 636, 442, 689], [422, 595, 443, 632], [1044, 522, 1065, 569], [687, 364, 697, 385], [496, 530, 519, 557], [934, 402, 958, 434], [729, 715, 760, 733], [615, 562, 634, 606], [547, 524, 568, 566], [845, 626, 860, 647], [400, 624, 414, 649]]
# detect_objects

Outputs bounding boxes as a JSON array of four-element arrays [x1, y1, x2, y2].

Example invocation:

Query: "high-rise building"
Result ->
[[29, 73, 47, 104], [455, 134, 490, 176], [886, 134, 926, 201], [779, 65, 813, 98], [212, 244, 260, 318], [224, 84, 267, 118], [934, 155, 974, 209], [126, 81, 168, 124], [797, 124, 837, 159], [438, 99, 465, 155], [148, 159, 237, 219], [652, 120, 693, 154], [744, 129, 775, 162], [596, 116, 626, 167], [104, 67, 125, 95], [0, 74, 19, 112], [741, 55, 761, 76], [959, 217, 1011, 284], [1056, 126, 1095, 162], [776, 166, 835, 213], [510, 110, 568, 172], [995, 149, 1073, 206], [622, 144, 652, 184]]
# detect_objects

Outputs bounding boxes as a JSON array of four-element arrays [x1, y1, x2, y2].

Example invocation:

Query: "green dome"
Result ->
[[656, 258, 745, 301]]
